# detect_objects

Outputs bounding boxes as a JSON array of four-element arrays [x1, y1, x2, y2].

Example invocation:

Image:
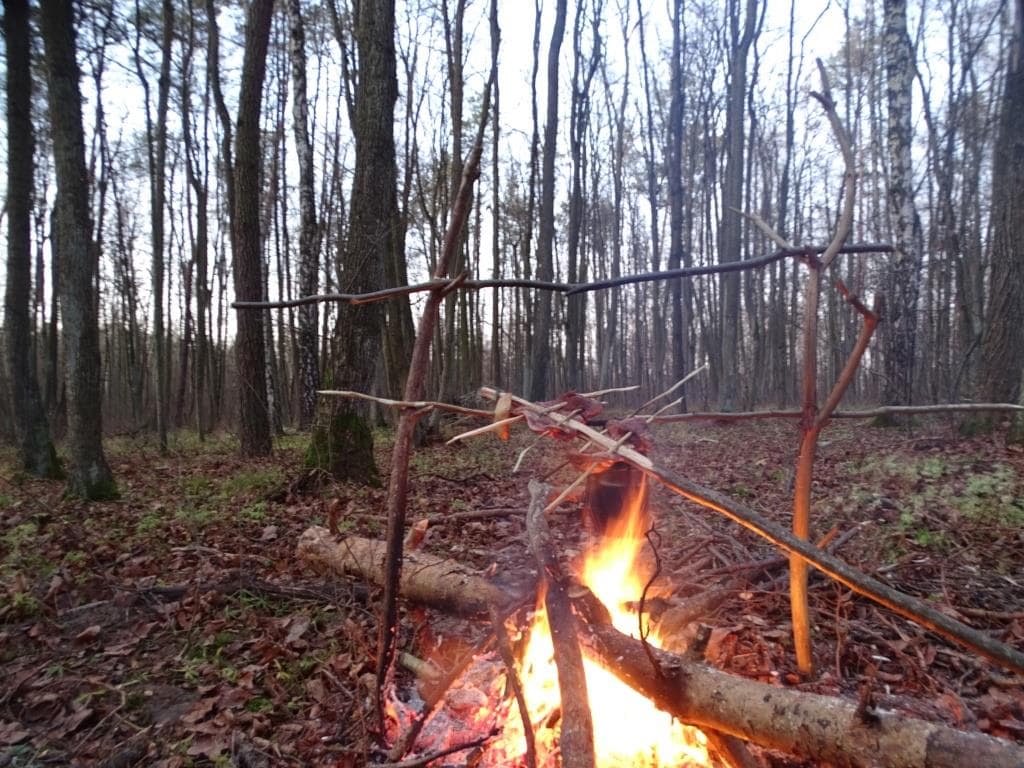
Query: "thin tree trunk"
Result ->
[[3, 0, 60, 478], [288, 0, 320, 429], [527, 0, 568, 401]]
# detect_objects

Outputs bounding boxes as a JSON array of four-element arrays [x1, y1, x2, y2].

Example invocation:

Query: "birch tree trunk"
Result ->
[[288, 0, 321, 429], [882, 0, 923, 408]]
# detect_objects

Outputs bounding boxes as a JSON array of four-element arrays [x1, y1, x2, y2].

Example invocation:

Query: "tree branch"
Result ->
[[231, 243, 893, 309]]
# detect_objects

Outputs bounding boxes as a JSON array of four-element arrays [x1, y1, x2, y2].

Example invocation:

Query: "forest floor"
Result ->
[[1, 415, 1023, 767]]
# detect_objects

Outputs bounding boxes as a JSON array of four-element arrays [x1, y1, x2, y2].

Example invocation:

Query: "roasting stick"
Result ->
[[482, 387, 1024, 675]]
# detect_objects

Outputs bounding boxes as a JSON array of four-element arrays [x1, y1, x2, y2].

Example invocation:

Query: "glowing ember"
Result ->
[[485, 472, 710, 767]]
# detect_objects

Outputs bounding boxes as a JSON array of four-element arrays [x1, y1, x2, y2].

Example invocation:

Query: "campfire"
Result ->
[[483, 471, 709, 767], [298, 386, 1024, 767], [385, 466, 710, 767]]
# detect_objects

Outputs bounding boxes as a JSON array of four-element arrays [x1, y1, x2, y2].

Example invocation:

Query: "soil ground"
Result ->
[[1, 415, 1023, 766]]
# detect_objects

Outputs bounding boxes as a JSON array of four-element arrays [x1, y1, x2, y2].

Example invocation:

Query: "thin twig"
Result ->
[[317, 389, 493, 418], [648, 402, 1024, 423], [490, 607, 538, 768], [638, 525, 665, 677], [632, 363, 709, 416]]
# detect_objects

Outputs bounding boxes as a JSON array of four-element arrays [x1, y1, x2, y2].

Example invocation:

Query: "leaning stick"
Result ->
[[481, 388, 1024, 674], [490, 607, 538, 768], [525, 480, 595, 768]]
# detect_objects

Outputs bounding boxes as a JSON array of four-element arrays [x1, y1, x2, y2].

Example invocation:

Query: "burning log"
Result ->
[[584, 621, 1024, 768], [297, 527, 519, 616], [525, 480, 596, 768]]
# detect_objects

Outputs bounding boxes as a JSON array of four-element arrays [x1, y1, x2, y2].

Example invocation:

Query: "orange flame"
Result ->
[[488, 474, 710, 766]]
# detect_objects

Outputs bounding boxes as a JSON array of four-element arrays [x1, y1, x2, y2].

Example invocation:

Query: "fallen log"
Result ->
[[584, 621, 1024, 768], [297, 527, 519, 616]]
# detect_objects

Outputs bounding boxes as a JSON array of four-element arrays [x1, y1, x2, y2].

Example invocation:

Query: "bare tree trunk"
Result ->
[[719, 0, 758, 410], [180, 1, 211, 439], [232, 0, 275, 457], [667, 0, 688, 410], [980, 0, 1024, 440], [565, 0, 600, 391], [882, 0, 923, 408], [3, 0, 60, 478], [288, 0, 320, 429], [39, 0, 116, 499], [527, 0, 568, 401], [311, 0, 398, 482]]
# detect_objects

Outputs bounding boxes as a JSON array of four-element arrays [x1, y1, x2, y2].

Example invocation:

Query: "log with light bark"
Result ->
[[584, 621, 1024, 768], [297, 527, 518, 616]]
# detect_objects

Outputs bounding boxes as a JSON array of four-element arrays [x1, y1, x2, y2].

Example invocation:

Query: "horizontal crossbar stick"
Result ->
[[232, 242, 893, 310], [650, 402, 1024, 423]]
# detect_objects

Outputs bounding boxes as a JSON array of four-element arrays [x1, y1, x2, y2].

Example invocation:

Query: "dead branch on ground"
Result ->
[[297, 528, 519, 615]]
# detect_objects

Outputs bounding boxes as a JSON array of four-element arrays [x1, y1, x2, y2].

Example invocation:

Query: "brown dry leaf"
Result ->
[[494, 392, 513, 440], [53, 706, 94, 738], [285, 615, 312, 647], [181, 696, 219, 726], [306, 677, 327, 703], [103, 637, 141, 657], [74, 625, 102, 644], [186, 732, 230, 759], [0, 721, 30, 746]]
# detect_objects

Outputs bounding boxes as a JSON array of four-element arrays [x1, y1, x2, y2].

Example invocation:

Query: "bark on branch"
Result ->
[[297, 527, 519, 615], [232, 243, 893, 309], [584, 622, 1024, 768]]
